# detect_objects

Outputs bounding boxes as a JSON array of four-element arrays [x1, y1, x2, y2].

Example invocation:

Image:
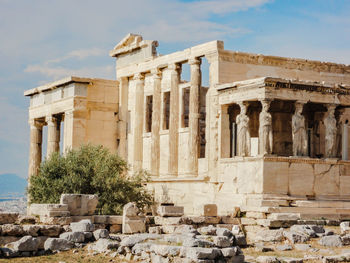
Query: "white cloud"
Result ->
[[46, 48, 106, 64]]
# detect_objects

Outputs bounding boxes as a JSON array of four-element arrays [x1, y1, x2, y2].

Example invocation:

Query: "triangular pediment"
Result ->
[[113, 33, 143, 51]]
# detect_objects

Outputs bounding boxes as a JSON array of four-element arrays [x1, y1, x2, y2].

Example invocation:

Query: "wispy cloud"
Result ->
[[46, 48, 105, 64]]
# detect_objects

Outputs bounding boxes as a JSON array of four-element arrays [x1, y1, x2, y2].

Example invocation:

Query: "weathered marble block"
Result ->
[[157, 205, 184, 217], [122, 202, 146, 234], [29, 204, 69, 217], [60, 194, 98, 216]]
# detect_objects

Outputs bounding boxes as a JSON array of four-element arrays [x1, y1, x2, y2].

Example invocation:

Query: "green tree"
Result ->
[[28, 144, 153, 215]]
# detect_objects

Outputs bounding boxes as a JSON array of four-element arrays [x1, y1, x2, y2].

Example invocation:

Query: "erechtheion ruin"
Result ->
[[25, 33, 350, 219]]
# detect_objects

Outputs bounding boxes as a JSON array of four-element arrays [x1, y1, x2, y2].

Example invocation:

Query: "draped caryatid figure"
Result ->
[[292, 102, 308, 156], [259, 99, 273, 155], [236, 102, 250, 156], [324, 104, 338, 158]]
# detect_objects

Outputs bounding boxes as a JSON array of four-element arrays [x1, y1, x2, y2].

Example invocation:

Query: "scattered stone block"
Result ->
[[40, 216, 72, 225], [154, 216, 182, 225], [157, 206, 184, 217], [246, 211, 266, 219], [283, 230, 310, 243], [276, 244, 292, 251], [267, 213, 301, 220], [1, 224, 24, 236], [254, 229, 284, 242], [88, 238, 119, 252], [22, 225, 40, 237], [0, 212, 19, 224], [44, 238, 75, 251], [29, 204, 69, 217], [109, 224, 122, 233], [60, 194, 98, 216], [340, 221, 350, 234], [16, 215, 36, 224], [122, 203, 146, 234], [38, 225, 63, 237], [70, 219, 94, 232], [319, 235, 343, 247], [221, 216, 240, 224], [294, 244, 311, 251], [256, 256, 279, 263], [203, 204, 217, 217], [12, 236, 39, 252], [183, 247, 222, 260], [59, 231, 85, 243], [232, 225, 240, 235], [221, 247, 240, 257], [93, 229, 109, 240]]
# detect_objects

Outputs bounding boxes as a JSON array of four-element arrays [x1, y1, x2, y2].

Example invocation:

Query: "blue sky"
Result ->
[[0, 0, 349, 179]]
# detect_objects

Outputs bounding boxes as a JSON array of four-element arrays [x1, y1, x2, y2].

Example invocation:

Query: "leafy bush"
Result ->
[[28, 144, 154, 215]]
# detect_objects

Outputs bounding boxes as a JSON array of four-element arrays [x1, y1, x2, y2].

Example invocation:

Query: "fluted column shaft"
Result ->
[[28, 119, 43, 178], [168, 64, 180, 176], [151, 69, 162, 176], [46, 115, 60, 157], [133, 73, 145, 171], [118, 77, 129, 160], [188, 57, 201, 175]]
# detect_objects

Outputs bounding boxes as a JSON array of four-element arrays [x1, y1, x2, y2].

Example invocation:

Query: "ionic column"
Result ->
[[220, 105, 230, 158], [28, 119, 43, 178], [168, 63, 180, 176], [188, 57, 201, 175], [117, 77, 129, 160], [151, 69, 162, 176], [324, 104, 337, 158], [133, 73, 145, 171], [46, 115, 60, 157], [63, 110, 73, 152], [259, 99, 273, 155]]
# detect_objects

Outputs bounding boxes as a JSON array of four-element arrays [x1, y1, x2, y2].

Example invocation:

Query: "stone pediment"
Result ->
[[109, 33, 158, 58]]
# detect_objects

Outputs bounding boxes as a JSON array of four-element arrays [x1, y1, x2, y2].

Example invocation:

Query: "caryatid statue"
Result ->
[[324, 104, 338, 158], [259, 99, 273, 155], [236, 102, 250, 156], [292, 102, 308, 156]]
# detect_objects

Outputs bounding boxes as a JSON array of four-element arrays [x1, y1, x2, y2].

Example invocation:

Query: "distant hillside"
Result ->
[[0, 174, 27, 196]]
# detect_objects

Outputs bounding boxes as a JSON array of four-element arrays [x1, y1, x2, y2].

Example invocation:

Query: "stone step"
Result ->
[[292, 200, 350, 208], [241, 205, 350, 215]]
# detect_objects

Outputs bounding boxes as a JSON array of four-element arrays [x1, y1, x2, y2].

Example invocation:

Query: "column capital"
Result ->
[[167, 63, 181, 71], [117, 76, 128, 82], [151, 68, 162, 79], [133, 73, 145, 81], [259, 99, 272, 111], [45, 115, 57, 124], [188, 57, 201, 65], [28, 119, 44, 128]]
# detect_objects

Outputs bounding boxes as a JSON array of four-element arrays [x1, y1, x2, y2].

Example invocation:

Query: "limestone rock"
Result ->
[[60, 194, 98, 216], [70, 219, 94, 232], [255, 229, 284, 242], [93, 229, 109, 240], [38, 225, 63, 237], [40, 216, 72, 225], [89, 238, 119, 252], [17, 215, 36, 224], [183, 237, 215, 247], [123, 202, 139, 217], [340, 222, 350, 235], [294, 244, 311, 251], [283, 230, 310, 243], [132, 242, 152, 255], [0, 212, 19, 224], [13, 236, 39, 252], [212, 236, 232, 248], [151, 244, 181, 257], [221, 247, 240, 257], [22, 225, 41, 237], [1, 224, 24, 236], [256, 256, 279, 263], [183, 247, 222, 260], [120, 233, 161, 247], [36, 236, 49, 250], [319, 235, 343, 247], [235, 234, 247, 246], [59, 231, 85, 243], [276, 244, 293, 251], [157, 205, 184, 217], [203, 204, 217, 217], [44, 238, 75, 251]]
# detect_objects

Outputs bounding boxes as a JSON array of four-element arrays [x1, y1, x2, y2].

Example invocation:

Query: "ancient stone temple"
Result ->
[[25, 33, 350, 219]]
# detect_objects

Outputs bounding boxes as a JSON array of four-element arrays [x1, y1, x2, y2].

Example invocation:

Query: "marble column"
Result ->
[[28, 119, 43, 178], [133, 73, 145, 171], [46, 115, 60, 157], [188, 57, 201, 175], [151, 69, 162, 176], [324, 104, 337, 158], [117, 77, 129, 160], [220, 105, 230, 158], [63, 110, 73, 153], [168, 63, 180, 176], [259, 99, 273, 155]]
